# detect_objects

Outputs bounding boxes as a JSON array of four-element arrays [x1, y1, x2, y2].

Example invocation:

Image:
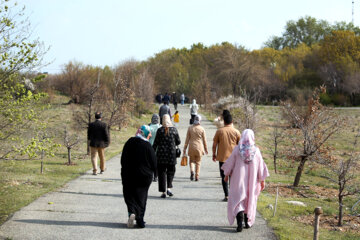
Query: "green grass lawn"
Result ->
[[0, 95, 157, 225]]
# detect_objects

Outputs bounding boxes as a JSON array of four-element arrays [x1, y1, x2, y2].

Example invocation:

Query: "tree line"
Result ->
[[44, 17, 360, 109]]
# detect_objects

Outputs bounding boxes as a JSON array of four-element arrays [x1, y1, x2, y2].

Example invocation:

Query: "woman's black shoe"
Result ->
[[166, 190, 173, 197], [244, 214, 250, 229], [160, 193, 166, 198], [236, 211, 244, 232], [136, 218, 146, 228]]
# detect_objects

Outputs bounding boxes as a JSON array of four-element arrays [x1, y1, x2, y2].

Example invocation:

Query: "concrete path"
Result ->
[[0, 104, 276, 240]]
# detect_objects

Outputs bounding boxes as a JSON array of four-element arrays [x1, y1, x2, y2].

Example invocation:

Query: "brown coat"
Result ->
[[212, 125, 241, 162], [183, 124, 208, 158]]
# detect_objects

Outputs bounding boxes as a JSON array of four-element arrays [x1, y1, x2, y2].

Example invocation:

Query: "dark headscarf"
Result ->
[[151, 114, 160, 124]]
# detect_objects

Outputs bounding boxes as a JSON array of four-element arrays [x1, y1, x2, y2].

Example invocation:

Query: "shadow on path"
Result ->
[[59, 191, 123, 198], [15, 219, 235, 233], [147, 195, 224, 203], [15, 219, 121, 229]]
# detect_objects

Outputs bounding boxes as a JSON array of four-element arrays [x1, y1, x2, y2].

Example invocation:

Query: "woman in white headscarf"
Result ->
[[183, 115, 208, 181], [153, 114, 181, 198], [189, 99, 199, 124], [221, 129, 269, 233]]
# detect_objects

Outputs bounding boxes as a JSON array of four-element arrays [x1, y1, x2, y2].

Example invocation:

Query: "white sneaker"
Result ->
[[127, 213, 135, 228]]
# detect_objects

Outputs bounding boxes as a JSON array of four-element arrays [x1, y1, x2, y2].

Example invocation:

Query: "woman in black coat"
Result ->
[[121, 125, 156, 228], [153, 114, 181, 198]]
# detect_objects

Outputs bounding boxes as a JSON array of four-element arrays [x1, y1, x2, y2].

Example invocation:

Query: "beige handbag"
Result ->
[[181, 155, 188, 166]]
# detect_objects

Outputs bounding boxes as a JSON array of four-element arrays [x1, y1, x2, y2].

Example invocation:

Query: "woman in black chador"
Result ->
[[121, 125, 156, 228]]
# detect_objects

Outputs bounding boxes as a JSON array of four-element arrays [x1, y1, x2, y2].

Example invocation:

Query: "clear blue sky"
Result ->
[[16, 0, 357, 73]]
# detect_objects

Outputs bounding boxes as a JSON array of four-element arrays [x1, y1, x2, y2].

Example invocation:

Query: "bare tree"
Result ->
[[266, 122, 286, 174], [73, 72, 101, 154], [235, 88, 262, 132], [215, 46, 253, 97], [193, 65, 212, 109], [282, 86, 343, 187], [321, 130, 360, 226], [105, 69, 134, 130], [133, 67, 154, 103], [344, 72, 360, 105], [63, 127, 81, 165]]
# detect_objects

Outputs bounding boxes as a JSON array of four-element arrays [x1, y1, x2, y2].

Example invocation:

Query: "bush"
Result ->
[[320, 92, 332, 105], [331, 94, 348, 106], [286, 87, 313, 104], [134, 99, 152, 117]]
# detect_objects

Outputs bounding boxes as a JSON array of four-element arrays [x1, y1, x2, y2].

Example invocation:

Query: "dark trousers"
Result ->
[[157, 163, 176, 192], [219, 162, 229, 197], [190, 114, 196, 124], [173, 102, 178, 111], [123, 177, 152, 221]]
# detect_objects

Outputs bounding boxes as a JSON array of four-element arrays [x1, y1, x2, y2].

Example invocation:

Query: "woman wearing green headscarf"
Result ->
[[121, 125, 157, 228]]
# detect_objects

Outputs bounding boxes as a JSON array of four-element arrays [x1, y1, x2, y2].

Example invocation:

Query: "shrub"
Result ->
[[331, 94, 348, 106], [319, 92, 332, 105]]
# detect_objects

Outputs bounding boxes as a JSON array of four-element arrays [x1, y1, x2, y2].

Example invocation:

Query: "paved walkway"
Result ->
[[0, 104, 276, 240]]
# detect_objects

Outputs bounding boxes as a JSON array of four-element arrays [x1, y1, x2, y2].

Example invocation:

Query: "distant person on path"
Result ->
[[87, 112, 110, 175], [121, 125, 156, 228], [149, 114, 161, 182], [180, 93, 185, 105], [183, 115, 208, 181], [173, 110, 180, 128], [159, 100, 171, 125], [212, 113, 241, 201], [162, 92, 170, 105], [172, 92, 178, 111], [153, 114, 181, 198], [155, 94, 162, 104], [221, 129, 269, 232], [189, 99, 199, 124]]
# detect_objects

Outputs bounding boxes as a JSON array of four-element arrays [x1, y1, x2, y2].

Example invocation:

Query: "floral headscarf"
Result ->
[[239, 129, 257, 163], [135, 125, 151, 141]]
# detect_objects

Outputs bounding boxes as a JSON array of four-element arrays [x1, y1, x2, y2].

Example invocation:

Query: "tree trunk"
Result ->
[[338, 195, 343, 226], [67, 147, 72, 165], [40, 150, 44, 174], [293, 156, 307, 187], [273, 153, 277, 174], [86, 140, 90, 155]]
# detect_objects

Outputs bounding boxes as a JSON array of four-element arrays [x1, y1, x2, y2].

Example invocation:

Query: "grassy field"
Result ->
[[204, 106, 360, 240], [0, 95, 157, 225]]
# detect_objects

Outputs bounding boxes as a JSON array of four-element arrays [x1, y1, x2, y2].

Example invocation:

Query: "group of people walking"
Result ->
[[88, 101, 269, 232]]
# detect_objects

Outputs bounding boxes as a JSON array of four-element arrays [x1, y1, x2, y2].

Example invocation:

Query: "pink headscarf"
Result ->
[[239, 129, 257, 163]]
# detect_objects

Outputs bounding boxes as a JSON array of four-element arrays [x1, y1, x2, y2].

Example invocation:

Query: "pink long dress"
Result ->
[[221, 144, 269, 227]]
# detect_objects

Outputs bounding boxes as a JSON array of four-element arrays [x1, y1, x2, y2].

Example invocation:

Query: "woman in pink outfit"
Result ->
[[221, 129, 269, 232]]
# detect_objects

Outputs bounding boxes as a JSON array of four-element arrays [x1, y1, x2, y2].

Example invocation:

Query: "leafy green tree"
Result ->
[[264, 16, 360, 50], [0, 0, 52, 160], [316, 30, 360, 103]]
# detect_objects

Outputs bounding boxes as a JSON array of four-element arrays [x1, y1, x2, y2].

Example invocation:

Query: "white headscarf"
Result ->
[[193, 115, 201, 125], [162, 114, 173, 127], [190, 99, 198, 114], [239, 129, 257, 163]]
